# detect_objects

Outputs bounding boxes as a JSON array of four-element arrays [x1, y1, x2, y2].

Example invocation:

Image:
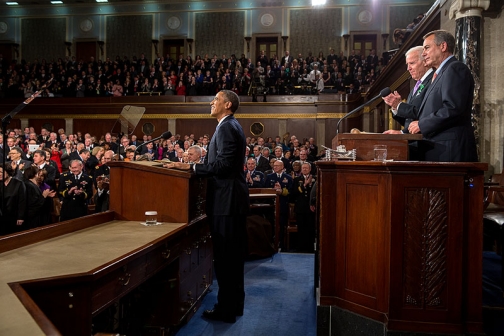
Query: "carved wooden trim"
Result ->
[[403, 188, 448, 308]]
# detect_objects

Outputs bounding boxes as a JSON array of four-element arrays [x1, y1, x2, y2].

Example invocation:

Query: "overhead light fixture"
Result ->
[[51, 0, 63, 3], [312, 0, 327, 5], [6, 2, 19, 5], [96, 0, 108, 2]]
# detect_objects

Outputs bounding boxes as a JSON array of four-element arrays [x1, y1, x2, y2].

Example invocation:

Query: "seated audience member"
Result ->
[[245, 157, 265, 188], [0, 162, 26, 235], [23, 166, 56, 229], [58, 160, 93, 221], [187, 145, 202, 163], [94, 174, 110, 213]]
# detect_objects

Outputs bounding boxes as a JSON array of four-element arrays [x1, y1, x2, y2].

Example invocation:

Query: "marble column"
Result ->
[[449, 0, 490, 158]]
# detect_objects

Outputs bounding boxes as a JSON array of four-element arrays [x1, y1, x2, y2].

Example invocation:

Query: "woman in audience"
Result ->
[[23, 166, 56, 229], [176, 80, 186, 96], [49, 143, 63, 173], [88, 146, 105, 171], [0, 163, 26, 235]]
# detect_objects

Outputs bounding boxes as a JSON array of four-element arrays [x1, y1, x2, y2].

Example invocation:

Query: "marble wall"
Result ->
[[481, 9, 504, 174]]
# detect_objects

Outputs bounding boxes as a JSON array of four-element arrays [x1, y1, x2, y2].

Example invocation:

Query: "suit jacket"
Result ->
[[39, 163, 57, 191], [416, 57, 477, 162], [394, 70, 434, 133], [255, 155, 270, 173], [290, 175, 316, 214], [194, 115, 249, 216]]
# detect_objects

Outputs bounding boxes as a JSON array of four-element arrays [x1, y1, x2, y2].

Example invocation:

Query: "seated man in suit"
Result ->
[[245, 157, 264, 188]]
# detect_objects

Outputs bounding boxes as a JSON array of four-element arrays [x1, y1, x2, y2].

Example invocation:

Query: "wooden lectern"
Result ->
[[0, 161, 210, 335], [316, 160, 487, 335], [332, 133, 423, 161]]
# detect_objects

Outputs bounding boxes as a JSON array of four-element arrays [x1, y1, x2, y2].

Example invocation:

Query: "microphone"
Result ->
[[336, 87, 391, 134], [133, 131, 172, 161]]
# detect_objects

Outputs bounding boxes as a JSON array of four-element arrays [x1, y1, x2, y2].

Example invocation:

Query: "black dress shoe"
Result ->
[[202, 309, 236, 323]]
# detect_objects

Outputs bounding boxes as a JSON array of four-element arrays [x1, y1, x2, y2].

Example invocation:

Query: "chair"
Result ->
[[483, 174, 504, 293], [248, 188, 280, 251], [285, 203, 298, 251]]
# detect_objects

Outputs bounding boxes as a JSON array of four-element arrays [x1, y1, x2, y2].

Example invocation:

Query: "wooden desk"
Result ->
[[316, 160, 487, 335], [249, 188, 280, 250], [0, 161, 211, 335], [332, 133, 422, 161]]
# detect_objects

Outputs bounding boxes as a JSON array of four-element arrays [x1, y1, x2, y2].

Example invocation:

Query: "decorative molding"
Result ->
[[449, 0, 490, 19], [403, 188, 448, 308]]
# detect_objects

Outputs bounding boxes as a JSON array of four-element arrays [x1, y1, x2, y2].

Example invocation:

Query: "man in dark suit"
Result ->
[[33, 149, 57, 191], [165, 90, 249, 323], [252, 145, 270, 173], [7, 147, 31, 180], [408, 30, 477, 162], [58, 160, 93, 221], [383, 46, 434, 160], [290, 162, 316, 252]]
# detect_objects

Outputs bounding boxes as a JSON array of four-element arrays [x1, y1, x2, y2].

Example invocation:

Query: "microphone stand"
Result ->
[[1, 78, 54, 217], [132, 131, 172, 161], [336, 87, 391, 134]]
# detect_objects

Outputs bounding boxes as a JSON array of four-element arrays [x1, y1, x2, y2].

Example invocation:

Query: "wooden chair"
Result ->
[[285, 203, 298, 251], [483, 173, 504, 293], [248, 188, 280, 250]]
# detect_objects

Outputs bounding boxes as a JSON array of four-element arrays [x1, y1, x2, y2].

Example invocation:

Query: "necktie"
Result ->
[[413, 80, 422, 94], [75, 175, 78, 180], [432, 72, 437, 82], [277, 174, 281, 178]]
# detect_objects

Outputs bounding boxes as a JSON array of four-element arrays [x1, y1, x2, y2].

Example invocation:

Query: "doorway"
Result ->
[[163, 39, 185, 61], [352, 34, 377, 59], [255, 37, 278, 62], [75, 41, 97, 63]]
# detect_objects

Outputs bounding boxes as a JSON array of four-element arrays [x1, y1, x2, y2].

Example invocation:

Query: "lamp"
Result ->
[[97, 41, 104, 56], [245, 37, 251, 53], [64, 41, 72, 56], [281, 36, 288, 50], [186, 38, 194, 54], [342, 34, 350, 50], [12, 43, 19, 58], [152, 39, 159, 55], [381, 33, 389, 51]]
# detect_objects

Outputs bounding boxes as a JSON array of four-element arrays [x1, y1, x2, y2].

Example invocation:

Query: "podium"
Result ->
[[316, 160, 487, 335], [332, 133, 422, 161], [0, 161, 211, 335]]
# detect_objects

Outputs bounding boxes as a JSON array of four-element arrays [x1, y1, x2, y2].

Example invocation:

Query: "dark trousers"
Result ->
[[296, 212, 315, 252], [211, 214, 248, 316]]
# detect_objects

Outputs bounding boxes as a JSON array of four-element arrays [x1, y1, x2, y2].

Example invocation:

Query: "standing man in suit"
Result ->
[[165, 90, 249, 323], [407, 30, 477, 162], [383, 46, 434, 160], [383, 46, 434, 133]]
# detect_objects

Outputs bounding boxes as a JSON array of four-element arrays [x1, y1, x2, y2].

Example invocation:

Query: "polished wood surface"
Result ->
[[0, 161, 211, 335], [317, 160, 487, 334], [332, 133, 422, 161], [249, 188, 280, 250]]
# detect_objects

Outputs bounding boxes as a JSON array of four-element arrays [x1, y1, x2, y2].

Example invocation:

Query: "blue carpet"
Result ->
[[175, 253, 316, 336]]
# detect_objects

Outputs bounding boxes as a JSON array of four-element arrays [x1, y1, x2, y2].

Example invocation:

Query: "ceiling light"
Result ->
[[96, 0, 108, 2], [312, 0, 327, 5], [6, 2, 19, 5], [51, 0, 63, 3]]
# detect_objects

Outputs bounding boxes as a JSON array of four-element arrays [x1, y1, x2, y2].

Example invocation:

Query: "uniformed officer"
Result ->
[[265, 160, 293, 247], [290, 162, 316, 252], [245, 157, 264, 188], [58, 159, 93, 221]]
